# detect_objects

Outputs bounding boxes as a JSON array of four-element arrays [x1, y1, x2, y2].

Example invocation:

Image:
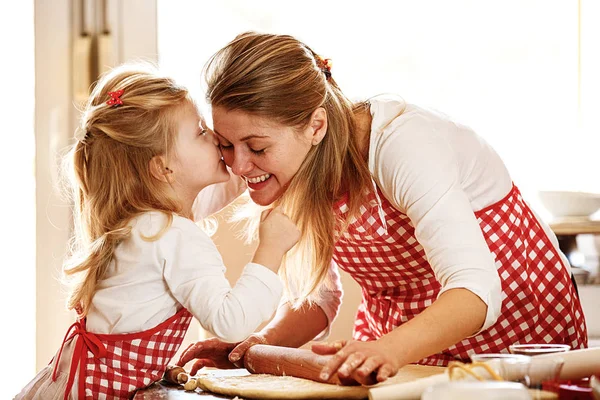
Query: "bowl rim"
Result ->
[[538, 190, 600, 198], [508, 344, 570, 354], [470, 353, 532, 363]]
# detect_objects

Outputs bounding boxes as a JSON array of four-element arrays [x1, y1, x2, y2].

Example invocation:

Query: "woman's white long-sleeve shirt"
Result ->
[[86, 210, 282, 343], [312, 95, 568, 334]]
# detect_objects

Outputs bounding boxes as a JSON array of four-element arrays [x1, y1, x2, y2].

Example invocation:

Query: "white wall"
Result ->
[[0, 1, 36, 397]]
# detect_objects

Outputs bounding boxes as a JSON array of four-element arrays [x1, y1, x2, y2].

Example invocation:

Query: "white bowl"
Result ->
[[538, 190, 600, 219], [421, 381, 531, 400]]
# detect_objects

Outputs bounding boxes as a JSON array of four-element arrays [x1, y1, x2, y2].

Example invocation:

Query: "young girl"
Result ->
[[16, 62, 299, 399]]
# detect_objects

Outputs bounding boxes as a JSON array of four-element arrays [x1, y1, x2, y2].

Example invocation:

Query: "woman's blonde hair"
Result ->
[[63, 62, 191, 316], [205, 32, 373, 305]]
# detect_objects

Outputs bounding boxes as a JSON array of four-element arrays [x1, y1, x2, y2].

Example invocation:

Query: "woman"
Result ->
[[178, 31, 587, 385]]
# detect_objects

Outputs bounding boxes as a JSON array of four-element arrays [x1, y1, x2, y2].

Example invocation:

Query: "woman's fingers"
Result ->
[[319, 347, 351, 381], [376, 363, 394, 382], [337, 352, 366, 378], [316, 339, 397, 385]]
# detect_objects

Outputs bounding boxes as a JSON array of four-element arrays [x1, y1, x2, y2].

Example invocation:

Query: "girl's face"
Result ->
[[171, 103, 230, 198], [212, 107, 319, 206]]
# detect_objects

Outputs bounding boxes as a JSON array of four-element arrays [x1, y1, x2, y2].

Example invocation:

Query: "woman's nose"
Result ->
[[230, 150, 254, 176]]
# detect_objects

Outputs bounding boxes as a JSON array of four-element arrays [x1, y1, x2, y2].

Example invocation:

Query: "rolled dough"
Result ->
[[196, 365, 445, 400]]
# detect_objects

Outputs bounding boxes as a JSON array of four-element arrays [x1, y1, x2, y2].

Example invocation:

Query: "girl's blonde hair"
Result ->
[[64, 62, 191, 316], [205, 32, 373, 305]]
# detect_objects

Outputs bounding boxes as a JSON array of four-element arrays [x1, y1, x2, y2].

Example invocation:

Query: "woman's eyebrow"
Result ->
[[214, 130, 269, 142]]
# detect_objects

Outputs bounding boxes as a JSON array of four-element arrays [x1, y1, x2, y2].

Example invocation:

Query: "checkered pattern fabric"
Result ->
[[59, 308, 192, 399], [333, 185, 587, 366]]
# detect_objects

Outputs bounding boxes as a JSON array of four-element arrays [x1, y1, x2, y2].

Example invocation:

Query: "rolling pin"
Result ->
[[533, 347, 600, 380], [243, 344, 378, 386]]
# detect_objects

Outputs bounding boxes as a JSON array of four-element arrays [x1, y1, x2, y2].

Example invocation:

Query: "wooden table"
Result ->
[[134, 369, 247, 399], [549, 219, 600, 258], [133, 381, 232, 399], [549, 219, 600, 236]]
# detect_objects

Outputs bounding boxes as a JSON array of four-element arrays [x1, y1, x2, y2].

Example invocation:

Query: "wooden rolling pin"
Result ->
[[243, 344, 378, 386], [534, 347, 600, 380]]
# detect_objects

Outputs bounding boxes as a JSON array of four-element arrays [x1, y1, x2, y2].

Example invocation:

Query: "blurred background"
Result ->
[[1, 0, 600, 397]]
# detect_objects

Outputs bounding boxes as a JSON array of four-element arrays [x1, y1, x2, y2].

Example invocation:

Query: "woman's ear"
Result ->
[[149, 156, 173, 183], [308, 107, 328, 145]]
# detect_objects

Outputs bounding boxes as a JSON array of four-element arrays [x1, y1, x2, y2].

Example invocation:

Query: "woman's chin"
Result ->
[[249, 188, 280, 206]]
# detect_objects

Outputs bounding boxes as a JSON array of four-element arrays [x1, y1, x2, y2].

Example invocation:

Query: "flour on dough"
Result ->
[[197, 373, 368, 399], [196, 365, 445, 400]]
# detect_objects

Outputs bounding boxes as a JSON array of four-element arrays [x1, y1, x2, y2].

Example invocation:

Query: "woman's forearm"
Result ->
[[260, 301, 329, 348], [379, 288, 487, 365]]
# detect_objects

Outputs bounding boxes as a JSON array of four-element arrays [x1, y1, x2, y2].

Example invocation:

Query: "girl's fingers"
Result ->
[[190, 359, 215, 375], [177, 342, 203, 366]]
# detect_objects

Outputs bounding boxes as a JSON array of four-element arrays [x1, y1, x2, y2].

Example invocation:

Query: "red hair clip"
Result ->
[[106, 89, 124, 106], [315, 55, 332, 80]]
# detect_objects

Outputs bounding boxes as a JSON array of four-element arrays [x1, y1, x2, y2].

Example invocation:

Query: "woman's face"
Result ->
[[212, 106, 320, 206]]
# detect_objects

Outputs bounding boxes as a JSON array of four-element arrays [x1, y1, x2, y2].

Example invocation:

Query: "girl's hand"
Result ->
[[253, 207, 300, 271], [312, 339, 401, 385], [258, 207, 300, 254], [177, 334, 268, 375]]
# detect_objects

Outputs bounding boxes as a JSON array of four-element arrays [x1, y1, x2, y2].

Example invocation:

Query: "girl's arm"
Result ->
[[192, 172, 246, 220], [230, 260, 344, 362], [177, 300, 330, 375], [162, 211, 297, 344], [178, 264, 343, 374]]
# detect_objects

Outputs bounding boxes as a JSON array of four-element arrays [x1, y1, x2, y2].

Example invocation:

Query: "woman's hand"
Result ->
[[312, 339, 401, 385], [177, 333, 268, 375]]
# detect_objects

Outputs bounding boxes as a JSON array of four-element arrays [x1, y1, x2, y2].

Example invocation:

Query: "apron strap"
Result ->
[[52, 319, 107, 400]]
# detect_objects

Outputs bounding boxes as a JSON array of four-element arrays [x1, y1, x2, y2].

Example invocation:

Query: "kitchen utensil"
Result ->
[[509, 344, 571, 356], [538, 191, 600, 219], [534, 347, 600, 381], [468, 354, 531, 384], [243, 344, 376, 385], [528, 356, 565, 387], [421, 381, 531, 400]]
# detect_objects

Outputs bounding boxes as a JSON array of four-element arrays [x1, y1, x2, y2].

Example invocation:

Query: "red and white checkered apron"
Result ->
[[333, 184, 587, 366], [52, 308, 192, 399]]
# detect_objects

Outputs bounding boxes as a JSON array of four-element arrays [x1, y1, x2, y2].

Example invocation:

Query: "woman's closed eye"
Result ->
[[218, 142, 265, 155], [249, 147, 265, 155]]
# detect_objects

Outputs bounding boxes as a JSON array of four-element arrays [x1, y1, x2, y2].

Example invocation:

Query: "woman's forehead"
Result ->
[[212, 108, 286, 139]]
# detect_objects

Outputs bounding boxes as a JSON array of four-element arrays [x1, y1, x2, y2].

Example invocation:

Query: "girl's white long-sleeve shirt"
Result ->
[[86, 208, 282, 343]]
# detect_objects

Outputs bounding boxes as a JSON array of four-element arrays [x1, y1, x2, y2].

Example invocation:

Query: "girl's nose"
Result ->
[[211, 132, 219, 147]]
